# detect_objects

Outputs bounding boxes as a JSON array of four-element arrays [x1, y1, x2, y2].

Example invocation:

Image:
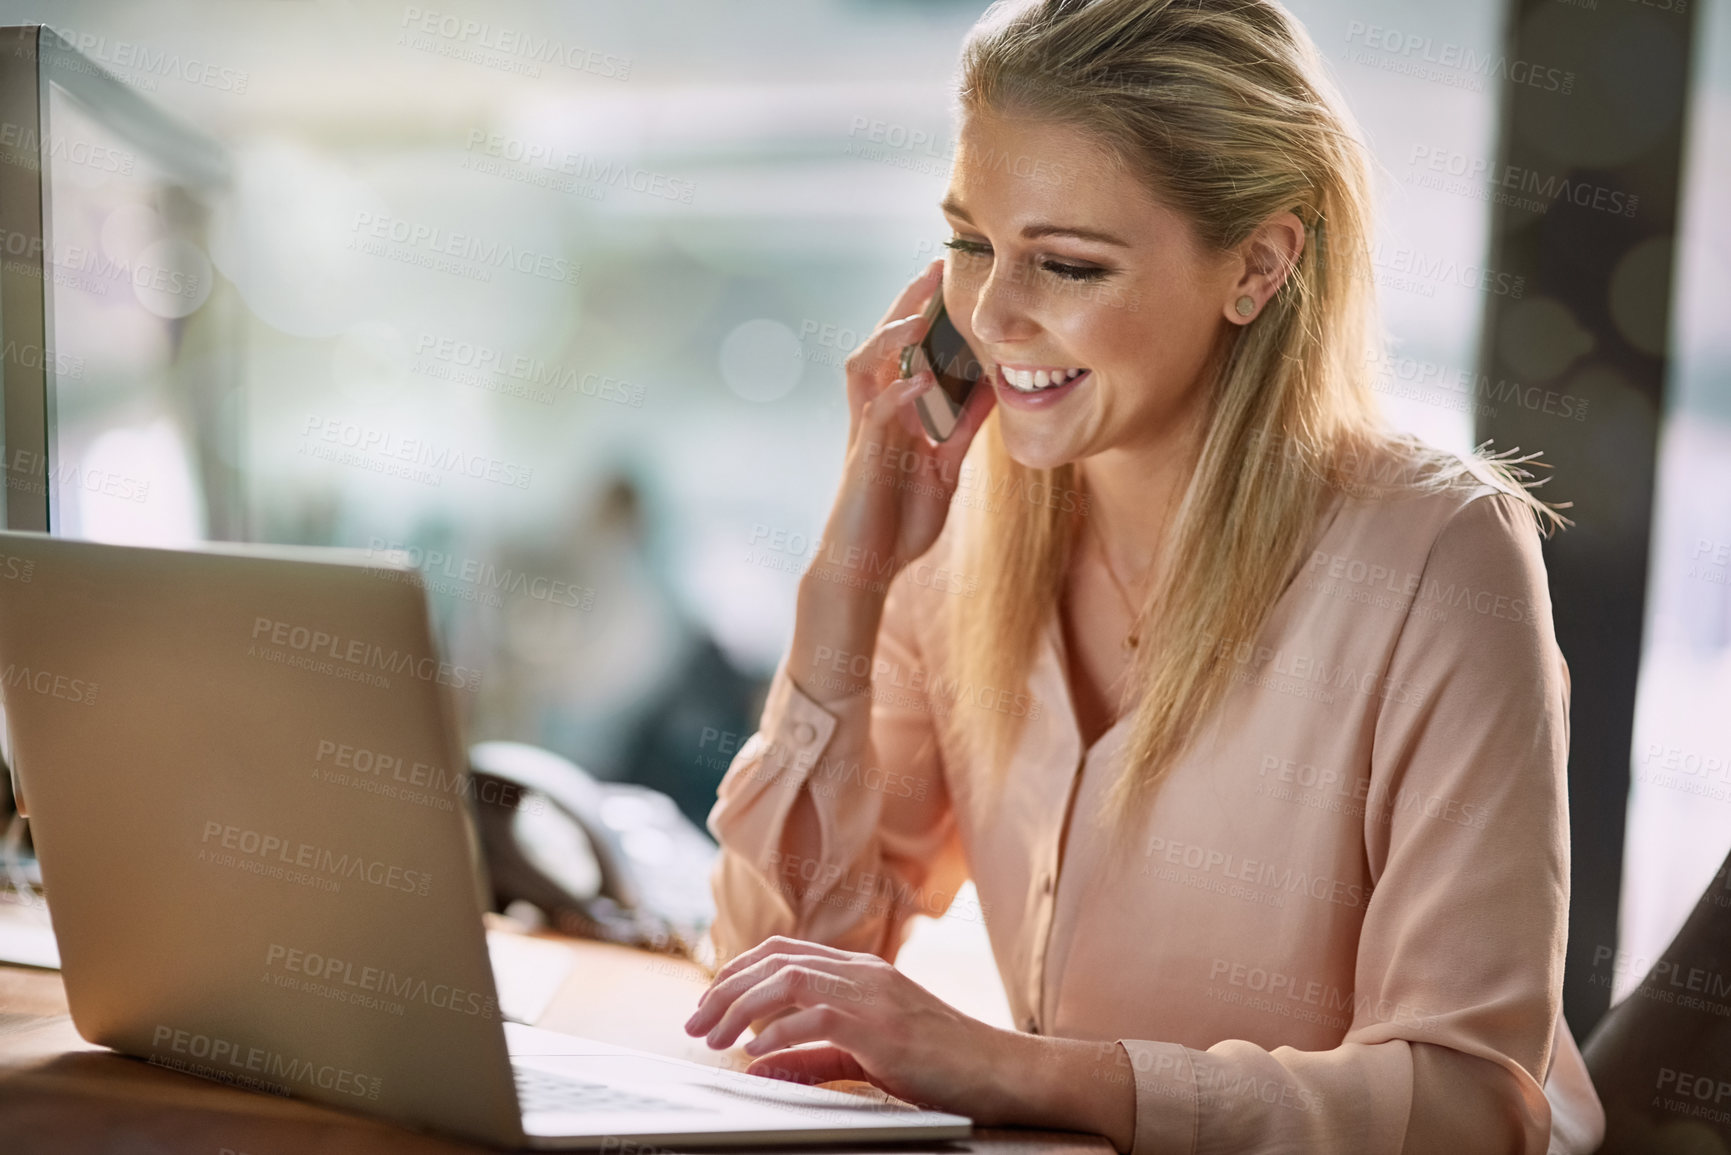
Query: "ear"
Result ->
[[1222, 210, 1305, 325]]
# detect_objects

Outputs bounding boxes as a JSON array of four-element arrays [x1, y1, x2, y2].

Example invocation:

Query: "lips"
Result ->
[[991, 363, 1090, 409], [1000, 365, 1088, 392]]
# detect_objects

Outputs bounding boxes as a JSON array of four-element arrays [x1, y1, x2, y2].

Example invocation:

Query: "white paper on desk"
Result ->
[[486, 929, 577, 1025], [0, 899, 60, 970]]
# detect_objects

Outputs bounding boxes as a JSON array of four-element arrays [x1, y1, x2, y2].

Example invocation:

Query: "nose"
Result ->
[[969, 261, 1038, 347]]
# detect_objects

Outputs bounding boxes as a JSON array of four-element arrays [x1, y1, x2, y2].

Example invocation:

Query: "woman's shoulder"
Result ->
[[1326, 433, 1563, 561], [1312, 434, 1562, 638]]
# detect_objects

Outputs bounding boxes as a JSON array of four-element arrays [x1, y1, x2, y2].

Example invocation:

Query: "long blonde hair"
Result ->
[[941, 0, 1567, 834]]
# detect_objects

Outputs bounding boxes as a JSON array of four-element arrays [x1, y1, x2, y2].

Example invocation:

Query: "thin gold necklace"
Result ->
[[1086, 512, 1150, 651]]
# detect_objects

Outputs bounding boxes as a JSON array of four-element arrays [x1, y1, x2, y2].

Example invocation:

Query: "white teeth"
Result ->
[[1001, 366, 1087, 393]]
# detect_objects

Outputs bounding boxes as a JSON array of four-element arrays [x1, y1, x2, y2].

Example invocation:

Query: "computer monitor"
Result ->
[[0, 24, 240, 542], [0, 25, 240, 900]]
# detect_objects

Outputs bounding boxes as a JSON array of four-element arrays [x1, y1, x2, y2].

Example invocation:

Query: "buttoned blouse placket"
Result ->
[[1020, 610, 1103, 1036]]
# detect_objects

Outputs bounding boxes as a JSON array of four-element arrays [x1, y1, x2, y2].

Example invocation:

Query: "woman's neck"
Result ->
[[1078, 406, 1206, 584]]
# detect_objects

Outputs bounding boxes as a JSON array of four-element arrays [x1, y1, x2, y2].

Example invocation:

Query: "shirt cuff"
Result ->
[[755, 654, 841, 776], [1117, 1039, 1198, 1155]]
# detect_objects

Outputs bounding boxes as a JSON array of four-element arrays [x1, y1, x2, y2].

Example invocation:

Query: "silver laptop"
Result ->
[[0, 529, 972, 1149]]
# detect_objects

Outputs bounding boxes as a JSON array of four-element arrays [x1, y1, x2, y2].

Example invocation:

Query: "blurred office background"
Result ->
[[0, 0, 1724, 1026]]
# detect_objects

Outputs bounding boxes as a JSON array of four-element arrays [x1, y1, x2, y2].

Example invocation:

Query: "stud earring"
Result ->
[[1234, 295, 1256, 318]]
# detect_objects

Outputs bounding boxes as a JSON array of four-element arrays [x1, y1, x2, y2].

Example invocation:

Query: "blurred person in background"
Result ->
[[480, 470, 760, 826], [685, 0, 1605, 1152]]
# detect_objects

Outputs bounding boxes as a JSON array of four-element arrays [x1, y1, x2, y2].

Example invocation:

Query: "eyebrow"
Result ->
[[940, 196, 1131, 248]]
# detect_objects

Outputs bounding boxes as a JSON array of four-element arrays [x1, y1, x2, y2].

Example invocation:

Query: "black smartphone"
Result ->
[[899, 287, 984, 443]]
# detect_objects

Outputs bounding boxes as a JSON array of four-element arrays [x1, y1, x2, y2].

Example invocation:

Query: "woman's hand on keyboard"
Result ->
[[682, 934, 1039, 1127]]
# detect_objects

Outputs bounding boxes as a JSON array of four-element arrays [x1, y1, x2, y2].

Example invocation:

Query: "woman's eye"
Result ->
[[1041, 260, 1107, 282], [942, 238, 1111, 284]]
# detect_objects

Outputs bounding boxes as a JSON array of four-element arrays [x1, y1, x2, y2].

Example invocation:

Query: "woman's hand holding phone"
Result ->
[[786, 257, 996, 705]]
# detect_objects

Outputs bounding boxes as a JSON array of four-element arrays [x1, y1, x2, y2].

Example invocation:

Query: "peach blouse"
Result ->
[[705, 467, 1606, 1153]]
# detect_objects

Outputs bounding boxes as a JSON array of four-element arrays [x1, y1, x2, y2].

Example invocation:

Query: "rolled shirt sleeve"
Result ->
[[706, 567, 964, 966], [1114, 490, 1575, 1153]]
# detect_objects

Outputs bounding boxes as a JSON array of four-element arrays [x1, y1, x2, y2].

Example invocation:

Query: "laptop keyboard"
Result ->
[[514, 1064, 706, 1115]]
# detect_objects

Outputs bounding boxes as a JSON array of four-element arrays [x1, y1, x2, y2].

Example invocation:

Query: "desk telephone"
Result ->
[[467, 741, 717, 962]]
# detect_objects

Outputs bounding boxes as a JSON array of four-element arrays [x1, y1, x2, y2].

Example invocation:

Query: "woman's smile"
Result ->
[[989, 361, 1092, 410]]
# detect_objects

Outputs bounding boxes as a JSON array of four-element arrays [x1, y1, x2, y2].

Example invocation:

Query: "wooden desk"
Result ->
[[0, 933, 1111, 1154]]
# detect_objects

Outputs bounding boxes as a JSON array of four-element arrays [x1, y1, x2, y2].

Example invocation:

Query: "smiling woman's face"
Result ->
[[940, 108, 1240, 470]]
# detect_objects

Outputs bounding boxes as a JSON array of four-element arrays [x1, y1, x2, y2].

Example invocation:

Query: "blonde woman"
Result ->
[[683, 0, 1606, 1150]]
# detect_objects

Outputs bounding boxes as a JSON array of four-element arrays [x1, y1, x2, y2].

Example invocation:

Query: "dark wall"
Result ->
[[1475, 0, 1698, 1036]]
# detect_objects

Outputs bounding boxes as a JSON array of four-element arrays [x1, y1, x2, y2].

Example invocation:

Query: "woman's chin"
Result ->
[[997, 424, 1084, 473]]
